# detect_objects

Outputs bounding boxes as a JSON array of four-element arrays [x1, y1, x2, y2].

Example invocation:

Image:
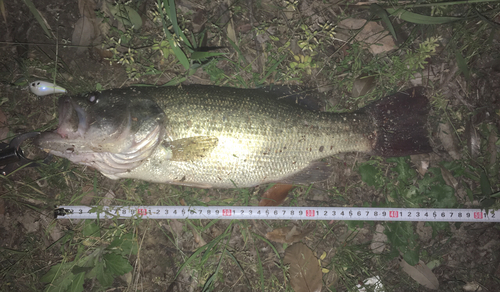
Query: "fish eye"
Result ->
[[88, 95, 98, 104]]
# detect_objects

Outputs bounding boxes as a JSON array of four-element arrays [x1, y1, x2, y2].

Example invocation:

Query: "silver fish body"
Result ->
[[35, 85, 431, 188]]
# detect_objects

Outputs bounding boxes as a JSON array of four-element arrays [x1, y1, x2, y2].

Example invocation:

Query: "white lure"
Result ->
[[29, 81, 67, 96]]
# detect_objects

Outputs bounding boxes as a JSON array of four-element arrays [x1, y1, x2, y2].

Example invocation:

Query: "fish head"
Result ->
[[35, 89, 166, 178]]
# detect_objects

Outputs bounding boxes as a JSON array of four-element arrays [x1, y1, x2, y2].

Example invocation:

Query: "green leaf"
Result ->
[[480, 170, 492, 197], [359, 163, 380, 187], [346, 220, 364, 230], [43, 262, 77, 292], [104, 253, 133, 276], [95, 262, 115, 287], [22, 0, 53, 38], [83, 221, 99, 237], [403, 247, 420, 266], [107, 232, 138, 255], [69, 272, 85, 292], [71, 266, 93, 274], [41, 262, 73, 283], [115, 5, 142, 30], [427, 185, 456, 208], [191, 51, 227, 60], [481, 198, 495, 209], [371, 4, 397, 40], [388, 157, 416, 184], [455, 50, 470, 82], [387, 8, 461, 24]]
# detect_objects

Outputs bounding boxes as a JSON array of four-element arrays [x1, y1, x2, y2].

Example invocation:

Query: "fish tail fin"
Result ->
[[367, 87, 432, 157]]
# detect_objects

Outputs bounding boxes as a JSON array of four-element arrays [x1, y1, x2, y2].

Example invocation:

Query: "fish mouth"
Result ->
[[56, 95, 88, 140], [34, 95, 91, 153]]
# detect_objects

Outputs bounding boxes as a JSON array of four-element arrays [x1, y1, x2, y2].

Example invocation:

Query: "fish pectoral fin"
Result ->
[[277, 161, 333, 185], [164, 136, 218, 161]]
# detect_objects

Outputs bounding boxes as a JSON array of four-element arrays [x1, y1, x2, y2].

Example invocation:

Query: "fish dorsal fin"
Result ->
[[164, 136, 218, 161]]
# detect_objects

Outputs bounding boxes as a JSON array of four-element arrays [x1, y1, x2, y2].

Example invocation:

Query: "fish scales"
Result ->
[[126, 86, 374, 187], [35, 85, 431, 188]]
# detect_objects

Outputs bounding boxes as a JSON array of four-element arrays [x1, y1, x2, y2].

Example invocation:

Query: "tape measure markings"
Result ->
[[54, 206, 499, 222]]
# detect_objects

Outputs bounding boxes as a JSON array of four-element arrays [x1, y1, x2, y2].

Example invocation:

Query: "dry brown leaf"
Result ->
[[440, 166, 458, 189], [466, 119, 480, 160], [370, 224, 387, 254], [100, 189, 115, 206], [226, 21, 237, 45], [338, 18, 366, 30], [0, 108, 8, 141], [438, 122, 461, 160], [78, 0, 96, 19], [259, 184, 294, 206], [0, 0, 7, 23], [80, 184, 96, 205], [399, 258, 439, 290], [463, 282, 482, 291], [411, 154, 430, 176], [355, 21, 396, 55], [72, 16, 98, 54], [416, 221, 432, 242], [283, 243, 323, 292], [192, 8, 207, 33], [0, 198, 5, 216], [266, 225, 314, 244], [352, 74, 376, 98], [188, 222, 206, 247]]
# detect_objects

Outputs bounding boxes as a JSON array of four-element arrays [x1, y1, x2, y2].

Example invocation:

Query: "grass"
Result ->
[[0, 0, 499, 291]]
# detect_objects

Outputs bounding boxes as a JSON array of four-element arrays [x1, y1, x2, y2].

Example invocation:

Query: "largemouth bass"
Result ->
[[35, 85, 431, 188]]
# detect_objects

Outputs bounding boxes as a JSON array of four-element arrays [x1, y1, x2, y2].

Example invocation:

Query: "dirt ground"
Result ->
[[1, 0, 500, 291]]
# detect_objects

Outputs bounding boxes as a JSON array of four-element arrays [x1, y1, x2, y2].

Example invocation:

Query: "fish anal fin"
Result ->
[[276, 161, 333, 185], [164, 136, 218, 161]]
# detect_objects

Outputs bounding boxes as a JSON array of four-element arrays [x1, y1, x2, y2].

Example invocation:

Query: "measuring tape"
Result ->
[[54, 206, 499, 222]]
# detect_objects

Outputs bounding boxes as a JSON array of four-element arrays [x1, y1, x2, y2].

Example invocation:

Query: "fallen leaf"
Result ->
[[416, 221, 432, 242], [188, 222, 206, 247], [100, 189, 115, 206], [352, 74, 376, 98], [338, 18, 366, 30], [0, 108, 8, 141], [466, 119, 480, 160], [80, 184, 96, 205], [440, 166, 458, 189], [411, 154, 430, 176], [356, 275, 385, 292], [108, 4, 142, 30], [283, 243, 322, 292], [192, 8, 207, 33], [370, 224, 387, 254], [72, 16, 97, 54], [0, 0, 6, 23], [463, 281, 482, 291], [259, 184, 294, 206], [438, 121, 461, 160], [0, 198, 5, 216], [266, 225, 315, 244], [355, 21, 396, 55], [284, 3, 295, 20], [226, 20, 237, 45], [399, 257, 439, 290], [78, 0, 96, 19]]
